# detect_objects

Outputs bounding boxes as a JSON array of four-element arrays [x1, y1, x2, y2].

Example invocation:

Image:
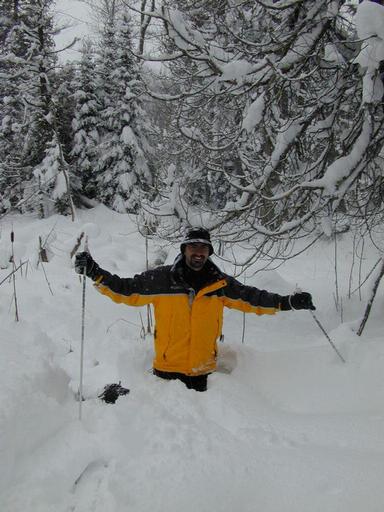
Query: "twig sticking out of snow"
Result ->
[[357, 258, 384, 337]]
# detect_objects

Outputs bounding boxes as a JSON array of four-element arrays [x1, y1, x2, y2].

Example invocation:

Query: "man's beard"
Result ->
[[188, 256, 206, 270]]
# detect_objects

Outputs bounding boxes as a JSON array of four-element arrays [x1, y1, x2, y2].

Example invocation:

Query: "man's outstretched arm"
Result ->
[[75, 251, 156, 306], [222, 276, 315, 315]]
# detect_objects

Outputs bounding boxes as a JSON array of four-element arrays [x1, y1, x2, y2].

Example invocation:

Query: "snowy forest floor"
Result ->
[[1, 205, 384, 512]]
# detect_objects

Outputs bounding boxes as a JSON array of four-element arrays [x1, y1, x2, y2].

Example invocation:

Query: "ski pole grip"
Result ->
[[83, 235, 89, 253], [11, 231, 14, 243]]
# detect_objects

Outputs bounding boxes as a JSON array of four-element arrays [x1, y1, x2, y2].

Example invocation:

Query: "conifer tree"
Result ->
[[55, 63, 77, 164], [0, 0, 27, 211], [19, 0, 56, 173], [95, 11, 154, 212], [16, 0, 75, 217], [71, 39, 100, 200]]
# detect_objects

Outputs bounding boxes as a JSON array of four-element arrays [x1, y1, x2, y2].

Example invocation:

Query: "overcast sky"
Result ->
[[54, 0, 94, 62]]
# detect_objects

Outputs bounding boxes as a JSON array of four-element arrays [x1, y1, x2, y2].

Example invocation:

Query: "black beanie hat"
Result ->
[[180, 227, 213, 255]]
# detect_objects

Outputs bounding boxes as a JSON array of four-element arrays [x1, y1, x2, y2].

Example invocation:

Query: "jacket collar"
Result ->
[[171, 253, 225, 288]]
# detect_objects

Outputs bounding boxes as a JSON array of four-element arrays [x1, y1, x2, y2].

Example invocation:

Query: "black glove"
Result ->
[[98, 382, 130, 404], [290, 292, 315, 310], [280, 292, 316, 311], [75, 251, 100, 279]]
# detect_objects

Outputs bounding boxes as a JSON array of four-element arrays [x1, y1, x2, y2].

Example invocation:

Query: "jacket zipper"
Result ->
[[163, 290, 194, 360], [187, 288, 195, 370], [188, 288, 195, 307]]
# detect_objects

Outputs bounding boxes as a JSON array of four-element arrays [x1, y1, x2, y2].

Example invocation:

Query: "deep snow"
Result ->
[[1, 205, 384, 512]]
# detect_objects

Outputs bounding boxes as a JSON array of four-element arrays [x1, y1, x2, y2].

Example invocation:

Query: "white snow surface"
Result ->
[[1, 205, 384, 512]]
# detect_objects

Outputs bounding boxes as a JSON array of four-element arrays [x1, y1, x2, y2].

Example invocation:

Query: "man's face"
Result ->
[[184, 243, 210, 271]]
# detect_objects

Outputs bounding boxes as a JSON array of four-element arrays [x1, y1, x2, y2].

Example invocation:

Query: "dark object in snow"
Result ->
[[98, 382, 130, 403]]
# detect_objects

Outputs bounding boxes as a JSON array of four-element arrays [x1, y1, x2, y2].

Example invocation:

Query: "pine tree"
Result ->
[[71, 39, 100, 200], [16, 0, 76, 218], [19, 0, 56, 172], [0, 0, 28, 211], [55, 63, 77, 164], [95, 12, 154, 213]]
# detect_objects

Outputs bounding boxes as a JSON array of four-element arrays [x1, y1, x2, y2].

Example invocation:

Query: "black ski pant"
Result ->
[[153, 369, 208, 392]]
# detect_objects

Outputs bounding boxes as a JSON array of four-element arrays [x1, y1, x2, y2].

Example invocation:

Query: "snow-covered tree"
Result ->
[[55, 63, 77, 164], [136, 0, 384, 263], [95, 11, 154, 212], [71, 39, 100, 200], [0, 0, 77, 217], [19, 0, 56, 172], [0, 0, 28, 211]]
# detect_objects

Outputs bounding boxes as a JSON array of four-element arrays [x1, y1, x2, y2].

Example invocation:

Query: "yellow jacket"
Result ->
[[93, 256, 285, 376]]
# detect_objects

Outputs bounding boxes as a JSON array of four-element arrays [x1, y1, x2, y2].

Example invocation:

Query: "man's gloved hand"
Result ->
[[280, 292, 316, 311], [289, 292, 316, 310], [75, 251, 100, 279]]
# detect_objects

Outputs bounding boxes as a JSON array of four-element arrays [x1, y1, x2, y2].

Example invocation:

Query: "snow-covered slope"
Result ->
[[1, 206, 383, 512]]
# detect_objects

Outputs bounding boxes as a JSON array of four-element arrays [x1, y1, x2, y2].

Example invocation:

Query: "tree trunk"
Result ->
[[357, 258, 384, 336]]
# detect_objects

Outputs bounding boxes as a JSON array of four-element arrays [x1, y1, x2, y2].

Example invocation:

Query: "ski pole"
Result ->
[[79, 236, 89, 420], [11, 229, 20, 322], [309, 310, 346, 363], [294, 286, 345, 364]]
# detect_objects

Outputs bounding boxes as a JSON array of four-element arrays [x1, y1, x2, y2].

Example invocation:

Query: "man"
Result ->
[[75, 227, 315, 392]]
